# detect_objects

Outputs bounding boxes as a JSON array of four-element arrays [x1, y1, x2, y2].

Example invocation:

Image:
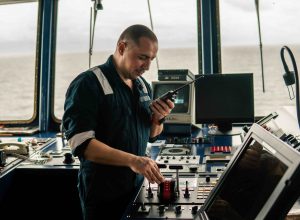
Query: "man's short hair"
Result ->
[[118, 24, 158, 45]]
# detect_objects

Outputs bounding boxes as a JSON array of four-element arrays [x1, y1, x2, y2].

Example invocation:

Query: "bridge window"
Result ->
[[219, 0, 300, 117], [54, 0, 197, 119], [0, 2, 38, 122]]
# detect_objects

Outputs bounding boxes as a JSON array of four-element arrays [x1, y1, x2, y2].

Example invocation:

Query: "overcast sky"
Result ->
[[0, 0, 300, 54]]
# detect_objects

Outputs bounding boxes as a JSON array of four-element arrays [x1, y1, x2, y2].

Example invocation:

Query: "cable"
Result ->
[[11, 152, 52, 165], [147, 0, 159, 70], [280, 45, 300, 129]]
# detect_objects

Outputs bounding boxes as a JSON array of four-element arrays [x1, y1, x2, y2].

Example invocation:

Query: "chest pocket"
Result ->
[[110, 103, 132, 125], [98, 92, 134, 149], [102, 92, 133, 128]]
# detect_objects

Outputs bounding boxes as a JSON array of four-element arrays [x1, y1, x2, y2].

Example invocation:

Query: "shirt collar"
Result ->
[[103, 55, 139, 89]]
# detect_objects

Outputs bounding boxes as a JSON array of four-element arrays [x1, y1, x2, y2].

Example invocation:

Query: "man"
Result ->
[[62, 24, 174, 220]]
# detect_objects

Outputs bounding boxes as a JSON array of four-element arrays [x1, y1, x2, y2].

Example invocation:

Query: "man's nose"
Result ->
[[143, 59, 151, 70]]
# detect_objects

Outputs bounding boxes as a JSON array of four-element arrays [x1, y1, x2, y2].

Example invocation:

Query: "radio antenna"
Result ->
[[89, 0, 103, 68], [147, 0, 159, 70], [255, 0, 266, 92]]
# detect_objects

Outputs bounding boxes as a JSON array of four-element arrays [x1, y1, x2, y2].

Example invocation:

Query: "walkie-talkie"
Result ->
[[158, 75, 203, 102], [157, 75, 204, 124]]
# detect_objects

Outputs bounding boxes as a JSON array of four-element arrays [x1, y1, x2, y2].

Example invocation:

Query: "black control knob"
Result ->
[[294, 142, 300, 150], [192, 205, 198, 214], [63, 152, 75, 164], [175, 205, 182, 214], [141, 203, 146, 211], [0, 149, 6, 167], [283, 134, 293, 142], [147, 182, 153, 198], [189, 165, 198, 173], [184, 181, 190, 198], [158, 205, 165, 214], [205, 175, 211, 183], [242, 125, 249, 133]]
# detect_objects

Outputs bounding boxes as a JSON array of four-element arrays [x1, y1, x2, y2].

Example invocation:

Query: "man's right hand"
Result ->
[[129, 156, 164, 184]]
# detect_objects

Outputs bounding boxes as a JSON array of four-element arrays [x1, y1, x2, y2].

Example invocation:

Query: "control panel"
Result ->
[[155, 144, 200, 165], [125, 142, 222, 219], [0, 137, 55, 176], [125, 174, 218, 219]]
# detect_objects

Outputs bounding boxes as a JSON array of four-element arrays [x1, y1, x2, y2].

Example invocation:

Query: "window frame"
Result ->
[[0, 0, 41, 127]]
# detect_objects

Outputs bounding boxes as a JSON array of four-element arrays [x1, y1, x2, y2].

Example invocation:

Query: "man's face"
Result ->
[[119, 37, 158, 80]]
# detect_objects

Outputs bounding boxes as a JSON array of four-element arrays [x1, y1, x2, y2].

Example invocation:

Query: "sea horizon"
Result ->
[[0, 45, 299, 121]]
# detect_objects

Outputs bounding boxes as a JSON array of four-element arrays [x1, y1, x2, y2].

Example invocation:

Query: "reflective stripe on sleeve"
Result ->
[[68, 130, 95, 153]]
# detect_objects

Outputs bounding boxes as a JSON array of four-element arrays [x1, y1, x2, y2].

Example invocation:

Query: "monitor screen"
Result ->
[[197, 123, 300, 220], [207, 137, 288, 219], [152, 82, 190, 114], [195, 73, 254, 133]]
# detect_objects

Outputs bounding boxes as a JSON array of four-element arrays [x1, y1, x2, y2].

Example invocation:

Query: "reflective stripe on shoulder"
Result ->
[[68, 130, 95, 153], [137, 77, 148, 94], [140, 96, 150, 102], [91, 67, 113, 95], [137, 77, 151, 102]]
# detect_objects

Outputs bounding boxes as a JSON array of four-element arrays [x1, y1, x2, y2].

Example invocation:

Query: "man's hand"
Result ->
[[150, 99, 174, 124], [129, 156, 164, 184]]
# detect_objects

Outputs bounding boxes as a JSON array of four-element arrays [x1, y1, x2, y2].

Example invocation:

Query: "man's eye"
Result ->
[[139, 56, 147, 60]]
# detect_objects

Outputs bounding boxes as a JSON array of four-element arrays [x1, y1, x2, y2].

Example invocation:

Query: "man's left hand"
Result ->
[[150, 99, 174, 125]]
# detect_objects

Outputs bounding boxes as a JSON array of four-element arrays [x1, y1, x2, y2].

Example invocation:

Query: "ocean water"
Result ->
[[0, 45, 299, 121]]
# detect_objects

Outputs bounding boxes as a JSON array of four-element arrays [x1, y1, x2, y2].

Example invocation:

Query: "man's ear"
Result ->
[[118, 41, 126, 55]]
